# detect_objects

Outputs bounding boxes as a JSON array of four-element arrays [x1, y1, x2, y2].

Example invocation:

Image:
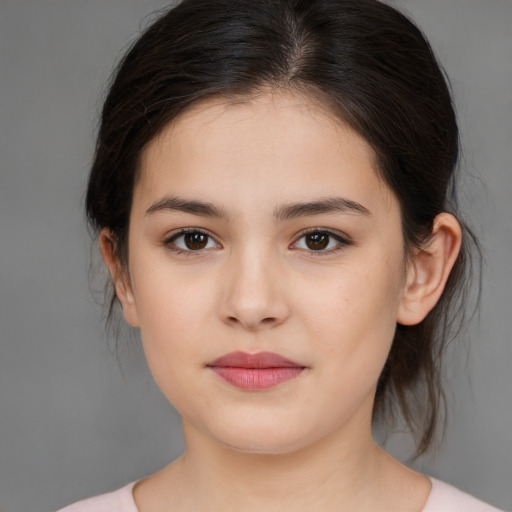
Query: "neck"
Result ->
[[175, 416, 384, 512], [133, 408, 431, 512]]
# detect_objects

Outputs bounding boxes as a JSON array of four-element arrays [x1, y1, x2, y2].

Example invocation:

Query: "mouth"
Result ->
[[206, 351, 306, 391]]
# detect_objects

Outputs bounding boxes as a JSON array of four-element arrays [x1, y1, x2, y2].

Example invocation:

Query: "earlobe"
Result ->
[[98, 229, 140, 327], [397, 213, 462, 326]]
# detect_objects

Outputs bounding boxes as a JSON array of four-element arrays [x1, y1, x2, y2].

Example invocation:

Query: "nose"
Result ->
[[219, 245, 290, 331]]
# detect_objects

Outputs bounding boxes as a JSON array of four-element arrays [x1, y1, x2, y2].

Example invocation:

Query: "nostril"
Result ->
[[225, 315, 278, 330]]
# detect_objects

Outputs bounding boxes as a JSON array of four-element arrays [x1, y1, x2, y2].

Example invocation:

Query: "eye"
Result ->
[[291, 229, 350, 254], [164, 229, 220, 253]]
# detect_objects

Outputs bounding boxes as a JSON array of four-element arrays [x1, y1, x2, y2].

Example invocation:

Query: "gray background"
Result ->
[[0, 1, 511, 511]]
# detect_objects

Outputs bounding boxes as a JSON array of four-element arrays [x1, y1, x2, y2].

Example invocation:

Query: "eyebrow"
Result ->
[[274, 197, 371, 221], [145, 196, 230, 220], [145, 195, 371, 220]]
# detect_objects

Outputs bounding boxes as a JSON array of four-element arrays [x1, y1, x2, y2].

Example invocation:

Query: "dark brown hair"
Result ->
[[86, 0, 478, 455]]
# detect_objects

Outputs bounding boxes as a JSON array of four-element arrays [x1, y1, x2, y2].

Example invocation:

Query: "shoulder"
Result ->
[[422, 478, 505, 512], [56, 481, 139, 512]]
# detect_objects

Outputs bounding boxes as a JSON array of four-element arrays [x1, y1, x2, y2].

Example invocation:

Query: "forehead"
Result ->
[[143, 90, 375, 164], [135, 90, 394, 218]]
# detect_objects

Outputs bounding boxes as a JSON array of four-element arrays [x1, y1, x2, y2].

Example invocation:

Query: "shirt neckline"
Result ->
[[125, 477, 438, 511]]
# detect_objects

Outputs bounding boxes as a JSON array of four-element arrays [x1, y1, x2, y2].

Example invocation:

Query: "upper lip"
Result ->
[[207, 351, 305, 368]]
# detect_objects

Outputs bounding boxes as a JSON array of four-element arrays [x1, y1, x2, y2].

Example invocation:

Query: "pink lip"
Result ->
[[207, 351, 306, 390]]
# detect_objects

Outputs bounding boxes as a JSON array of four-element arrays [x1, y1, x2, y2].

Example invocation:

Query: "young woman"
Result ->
[[59, 0, 504, 510]]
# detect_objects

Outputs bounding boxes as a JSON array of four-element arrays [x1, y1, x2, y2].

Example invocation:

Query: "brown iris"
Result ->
[[184, 232, 208, 250], [305, 232, 329, 250]]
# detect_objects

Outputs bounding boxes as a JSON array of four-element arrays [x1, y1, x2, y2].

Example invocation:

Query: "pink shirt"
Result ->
[[57, 477, 505, 511]]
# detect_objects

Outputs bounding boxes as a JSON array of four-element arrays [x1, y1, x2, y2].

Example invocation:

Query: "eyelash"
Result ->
[[294, 227, 351, 257], [163, 228, 218, 257], [163, 227, 351, 257]]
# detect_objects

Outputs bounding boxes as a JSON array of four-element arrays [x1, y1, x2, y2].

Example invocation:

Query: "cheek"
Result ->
[[128, 256, 216, 389], [135, 292, 213, 422], [130, 246, 212, 331], [297, 255, 404, 373]]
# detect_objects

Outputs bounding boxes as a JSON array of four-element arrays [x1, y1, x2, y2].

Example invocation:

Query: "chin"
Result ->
[[206, 418, 317, 456], [221, 437, 299, 455], [220, 439, 308, 456]]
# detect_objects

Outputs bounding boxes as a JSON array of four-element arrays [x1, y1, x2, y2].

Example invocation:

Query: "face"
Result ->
[[115, 91, 410, 454]]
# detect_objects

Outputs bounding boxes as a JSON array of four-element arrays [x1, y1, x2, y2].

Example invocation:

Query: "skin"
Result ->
[[100, 90, 462, 512]]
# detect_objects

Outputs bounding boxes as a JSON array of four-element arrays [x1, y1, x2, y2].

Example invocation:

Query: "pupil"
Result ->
[[185, 232, 207, 250], [306, 233, 328, 250]]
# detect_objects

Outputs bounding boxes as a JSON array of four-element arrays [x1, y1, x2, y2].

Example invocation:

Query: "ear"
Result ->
[[397, 213, 462, 326], [98, 229, 140, 327]]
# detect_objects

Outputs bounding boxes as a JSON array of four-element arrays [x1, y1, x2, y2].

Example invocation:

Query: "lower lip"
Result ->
[[210, 367, 304, 390]]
